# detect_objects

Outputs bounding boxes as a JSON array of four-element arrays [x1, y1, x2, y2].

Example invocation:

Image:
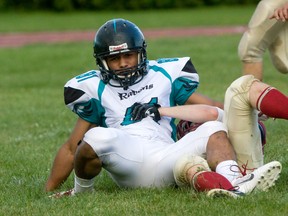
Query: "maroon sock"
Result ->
[[257, 87, 288, 120]]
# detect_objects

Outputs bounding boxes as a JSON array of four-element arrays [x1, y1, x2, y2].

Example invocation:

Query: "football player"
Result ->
[[46, 19, 284, 199]]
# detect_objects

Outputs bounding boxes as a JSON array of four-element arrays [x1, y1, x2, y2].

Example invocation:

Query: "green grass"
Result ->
[[0, 6, 256, 33], [1, 7, 288, 216]]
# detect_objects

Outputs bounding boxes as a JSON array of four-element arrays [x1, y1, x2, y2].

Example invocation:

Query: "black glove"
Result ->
[[131, 102, 161, 122]]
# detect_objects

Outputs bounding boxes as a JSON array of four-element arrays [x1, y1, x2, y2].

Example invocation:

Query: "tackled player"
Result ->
[[45, 19, 287, 199]]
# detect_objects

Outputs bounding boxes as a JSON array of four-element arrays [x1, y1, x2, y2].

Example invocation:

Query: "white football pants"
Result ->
[[83, 120, 226, 188]]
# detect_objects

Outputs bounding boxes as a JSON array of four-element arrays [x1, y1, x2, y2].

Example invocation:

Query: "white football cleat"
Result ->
[[232, 160, 282, 194], [207, 161, 281, 199], [173, 155, 211, 187], [48, 188, 75, 198]]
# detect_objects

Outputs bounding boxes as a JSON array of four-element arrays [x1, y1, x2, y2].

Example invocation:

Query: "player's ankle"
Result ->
[[74, 175, 95, 193]]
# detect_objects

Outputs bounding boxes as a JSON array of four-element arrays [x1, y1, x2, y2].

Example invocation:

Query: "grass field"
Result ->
[[1, 6, 288, 216], [0, 6, 256, 33]]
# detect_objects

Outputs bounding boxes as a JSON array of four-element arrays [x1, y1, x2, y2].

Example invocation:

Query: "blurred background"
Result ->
[[1, 1, 288, 215], [1, 0, 258, 11]]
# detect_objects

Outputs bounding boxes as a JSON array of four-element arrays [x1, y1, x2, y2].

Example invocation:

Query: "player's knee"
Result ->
[[75, 142, 102, 178], [76, 142, 97, 160], [229, 75, 257, 92], [238, 31, 265, 63], [238, 0, 282, 63], [225, 75, 257, 110], [173, 155, 210, 188], [209, 131, 228, 144]]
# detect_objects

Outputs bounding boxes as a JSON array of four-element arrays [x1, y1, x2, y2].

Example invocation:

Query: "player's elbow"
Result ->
[[211, 107, 220, 120], [202, 106, 219, 121], [207, 107, 223, 122]]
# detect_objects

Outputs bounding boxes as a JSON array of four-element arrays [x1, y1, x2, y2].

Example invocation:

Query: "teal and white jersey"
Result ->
[[64, 57, 199, 141]]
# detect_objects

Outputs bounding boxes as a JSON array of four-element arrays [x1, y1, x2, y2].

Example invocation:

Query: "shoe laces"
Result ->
[[230, 161, 255, 177]]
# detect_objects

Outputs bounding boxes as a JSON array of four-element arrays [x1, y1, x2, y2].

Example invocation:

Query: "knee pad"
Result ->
[[226, 75, 256, 97], [268, 23, 288, 74], [238, 0, 286, 63], [173, 155, 211, 188]]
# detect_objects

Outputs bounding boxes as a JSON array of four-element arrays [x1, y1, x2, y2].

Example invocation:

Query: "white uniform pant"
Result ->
[[83, 121, 226, 188], [224, 75, 263, 170]]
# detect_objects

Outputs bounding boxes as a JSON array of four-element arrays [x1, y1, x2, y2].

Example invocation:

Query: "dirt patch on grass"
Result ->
[[0, 26, 246, 47]]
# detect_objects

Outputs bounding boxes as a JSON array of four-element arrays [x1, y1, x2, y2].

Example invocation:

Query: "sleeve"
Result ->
[[64, 86, 105, 125], [172, 58, 199, 105], [63, 73, 106, 126]]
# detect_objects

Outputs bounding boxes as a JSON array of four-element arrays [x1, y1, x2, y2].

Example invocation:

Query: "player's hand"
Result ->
[[131, 102, 161, 122], [269, 3, 288, 21]]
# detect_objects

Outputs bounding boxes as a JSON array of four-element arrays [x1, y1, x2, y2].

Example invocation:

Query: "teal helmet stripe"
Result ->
[[113, 19, 117, 33]]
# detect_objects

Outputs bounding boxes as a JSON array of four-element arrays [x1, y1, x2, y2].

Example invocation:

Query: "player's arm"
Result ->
[[131, 103, 223, 123], [159, 104, 223, 123], [45, 117, 95, 192], [185, 92, 224, 109]]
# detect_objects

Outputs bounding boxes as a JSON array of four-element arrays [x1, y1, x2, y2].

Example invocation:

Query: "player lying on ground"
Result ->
[[46, 19, 285, 199], [50, 74, 286, 199], [45, 19, 281, 196], [45, 18, 223, 193]]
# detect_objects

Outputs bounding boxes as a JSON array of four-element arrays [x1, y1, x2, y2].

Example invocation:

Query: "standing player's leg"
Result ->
[[268, 22, 288, 74], [238, 0, 287, 80]]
